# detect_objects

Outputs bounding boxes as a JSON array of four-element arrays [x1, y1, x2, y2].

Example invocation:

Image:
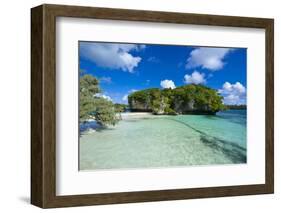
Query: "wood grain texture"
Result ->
[[31, 5, 43, 207], [265, 20, 274, 193], [31, 4, 274, 208]]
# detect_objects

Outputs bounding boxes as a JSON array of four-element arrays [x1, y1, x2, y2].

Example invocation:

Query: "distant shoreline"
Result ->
[[226, 105, 247, 110], [120, 112, 154, 120]]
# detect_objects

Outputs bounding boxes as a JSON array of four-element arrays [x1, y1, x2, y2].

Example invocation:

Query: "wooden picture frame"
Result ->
[[31, 4, 274, 208]]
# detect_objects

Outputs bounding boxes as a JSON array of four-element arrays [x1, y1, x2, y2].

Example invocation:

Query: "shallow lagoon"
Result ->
[[80, 110, 246, 170]]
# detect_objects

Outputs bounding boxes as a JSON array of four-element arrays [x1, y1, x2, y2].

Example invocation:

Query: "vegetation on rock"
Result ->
[[128, 84, 225, 115]]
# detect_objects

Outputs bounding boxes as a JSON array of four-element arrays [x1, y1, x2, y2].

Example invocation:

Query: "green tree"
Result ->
[[128, 84, 225, 114], [80, 74, 100, 122], [114, 103, 127, 113], [94, 98, 120, 126], [79, 74, 120, 126]]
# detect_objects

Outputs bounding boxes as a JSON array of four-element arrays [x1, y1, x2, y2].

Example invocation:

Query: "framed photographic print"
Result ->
[[31, 4, 274, 208]]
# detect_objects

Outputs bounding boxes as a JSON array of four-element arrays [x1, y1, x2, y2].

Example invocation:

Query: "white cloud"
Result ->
[[232, 82, 246, 93], [184, 71, 206, 84], [94, 93, 112, 101], [129, 89, 138, 93], [99, 76, 112, 84], [80, 43, 143, 73], [223, 94, 240, 104], [145, 80, 150, 85], [147, 56, 160, 63], [220, 82, 246, 94], [122, 89, 138, 103], [122, 95, 128, 102], [186, 47, 232, 71], [222, 81, 232, 91], [219, 82, 246, 105], [160, 80, 176, 89]]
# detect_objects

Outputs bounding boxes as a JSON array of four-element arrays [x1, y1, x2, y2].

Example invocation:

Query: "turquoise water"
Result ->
[[80, 110, 246, 170]]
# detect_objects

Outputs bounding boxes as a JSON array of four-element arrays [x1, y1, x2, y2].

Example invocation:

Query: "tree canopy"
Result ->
[[79, 74, 120, 126], [128, 84, 225, 114], [114, 103, 127, 113]]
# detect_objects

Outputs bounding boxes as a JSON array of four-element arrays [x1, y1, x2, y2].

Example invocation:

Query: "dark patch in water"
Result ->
[[166, 118, 205, 135], [80, 121, 100, 132], [203, 115, 219, 120], [167, 117, 246, 163], [95, 126, 113, 132], [200, 135, 246, 163], [124, 119, 138, 122]]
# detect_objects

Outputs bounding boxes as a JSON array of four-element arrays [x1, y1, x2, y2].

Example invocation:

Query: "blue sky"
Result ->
[[79, 42, 247, 105]]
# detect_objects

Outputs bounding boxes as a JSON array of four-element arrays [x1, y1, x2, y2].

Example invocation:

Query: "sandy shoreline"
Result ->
[[120, 112, 154, 120], [81, 112, 154, 134]]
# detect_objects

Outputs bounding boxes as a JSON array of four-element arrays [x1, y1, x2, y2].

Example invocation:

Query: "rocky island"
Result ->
[[128, 84, 225, 115]]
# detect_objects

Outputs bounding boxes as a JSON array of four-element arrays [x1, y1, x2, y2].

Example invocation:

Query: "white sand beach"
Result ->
[[120, 112, 154, 120]]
